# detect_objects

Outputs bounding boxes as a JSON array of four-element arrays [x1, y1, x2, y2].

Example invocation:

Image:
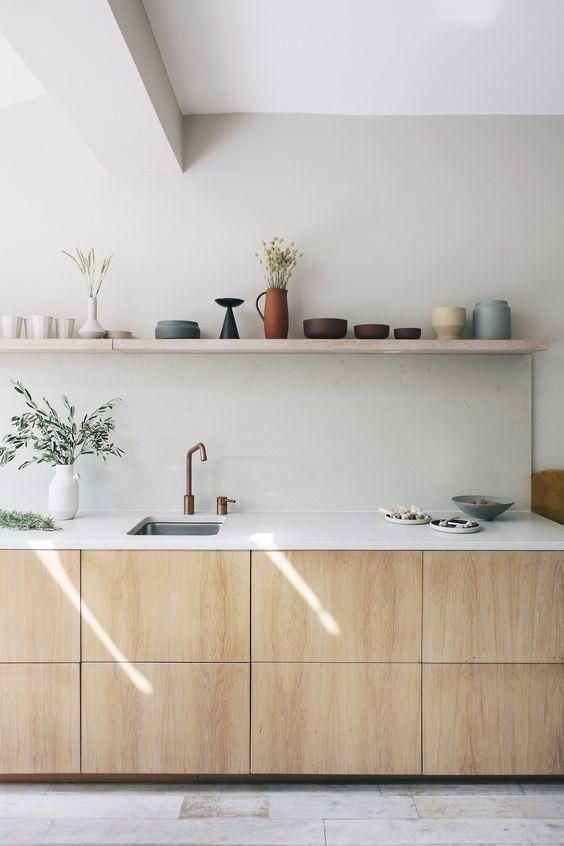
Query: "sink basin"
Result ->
[[128, 518, 222, 536]]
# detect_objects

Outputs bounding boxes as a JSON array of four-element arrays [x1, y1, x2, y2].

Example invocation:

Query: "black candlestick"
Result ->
[[215, 298, 244, 339]]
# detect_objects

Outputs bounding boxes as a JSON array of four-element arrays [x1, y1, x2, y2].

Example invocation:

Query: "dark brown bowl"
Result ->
[[303, 318, 348, 339], [394, 327, 421, 340], [354, 323, 390, 339]]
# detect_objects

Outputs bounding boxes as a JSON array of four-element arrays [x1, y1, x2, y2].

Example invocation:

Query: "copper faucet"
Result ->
[[184, 443, 207, 514]]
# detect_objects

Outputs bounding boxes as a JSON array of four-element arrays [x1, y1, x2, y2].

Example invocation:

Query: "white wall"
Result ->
[[0, 97, 562, 512]]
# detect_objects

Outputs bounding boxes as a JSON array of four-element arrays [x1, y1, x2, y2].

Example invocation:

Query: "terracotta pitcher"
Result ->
[[256, 288, 289, 339]]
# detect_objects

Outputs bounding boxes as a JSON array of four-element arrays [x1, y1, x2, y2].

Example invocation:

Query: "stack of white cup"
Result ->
[[0, 316, 76, 339]]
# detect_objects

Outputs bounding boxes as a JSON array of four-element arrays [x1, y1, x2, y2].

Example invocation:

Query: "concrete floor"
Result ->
[[0, 781, 562, 845]]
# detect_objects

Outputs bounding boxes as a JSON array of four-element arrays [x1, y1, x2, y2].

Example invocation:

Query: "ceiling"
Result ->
[[143, 0, 564, 115], [0, 30, 43, 109]]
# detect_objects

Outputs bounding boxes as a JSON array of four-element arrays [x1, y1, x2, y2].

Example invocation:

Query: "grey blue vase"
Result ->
[[473, 300, 511, 340]]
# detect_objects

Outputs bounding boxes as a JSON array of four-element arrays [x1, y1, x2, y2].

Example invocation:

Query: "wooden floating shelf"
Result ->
[[0, 339, 113, 354], [0, 338, 548, 355], [113, 339, 549, 355]]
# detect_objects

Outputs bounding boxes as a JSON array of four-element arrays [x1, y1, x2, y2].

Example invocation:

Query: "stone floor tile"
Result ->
[[325, 817, 564, 845], [0, 793, 184, 819], [14, 817, 325, 845], [269, 789, 416, 819], [0, 819, 52, 843], [47, 782, 194, 794], [519, 782, 564, 794], [378, 781, 523, 796], [415, 794, 564, 819], [0, 782, 51, 794], [180, 791, 269, 818]]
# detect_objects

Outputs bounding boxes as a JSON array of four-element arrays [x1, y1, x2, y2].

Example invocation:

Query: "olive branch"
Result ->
[[0, 382, 124, 469]]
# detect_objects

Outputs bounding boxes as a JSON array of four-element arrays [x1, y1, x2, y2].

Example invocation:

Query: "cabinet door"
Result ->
[[423, 551, 564, 662], [252, 663, 421, 775], [82, 663, 249, 774], [0, 664, 79, 773], [0, 549, 80, 662], [252, 550, 421, 661], [82, 550, 249, 661], [423, 664, 564, 775]]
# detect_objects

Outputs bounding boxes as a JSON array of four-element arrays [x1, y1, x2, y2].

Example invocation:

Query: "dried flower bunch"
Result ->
[[0, 382, 124, 469], [255, 237, 303, 290], [62, 247, 112, 297]]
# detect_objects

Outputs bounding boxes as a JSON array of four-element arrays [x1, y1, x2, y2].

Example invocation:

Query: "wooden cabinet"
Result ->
[[0, 542, 561, 777], [82, 662, 250, 774], [252, 550, 421, 661], [251, 663, 421, 775], [82, 550, 250, 661], [423, 664, 564, 775], [0, 664, 79, 773], [423, 551, 564, 662], [0, 549, 80, 662], [422, 551, 563, 775]]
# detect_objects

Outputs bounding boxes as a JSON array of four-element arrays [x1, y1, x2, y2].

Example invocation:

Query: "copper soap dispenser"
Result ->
[[217, 496, 236, 515]]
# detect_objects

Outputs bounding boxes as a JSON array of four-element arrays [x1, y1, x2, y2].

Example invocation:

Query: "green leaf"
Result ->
[[0, 509, 60, 532]]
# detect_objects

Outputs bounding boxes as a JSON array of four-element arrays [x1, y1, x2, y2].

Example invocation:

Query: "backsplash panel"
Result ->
[[0, 355, 531, 512]]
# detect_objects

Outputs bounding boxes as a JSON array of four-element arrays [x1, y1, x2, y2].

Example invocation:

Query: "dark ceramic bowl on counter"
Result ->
[[394, 327, 421, 340], [303, 318, 348, 339], [354, 324, 390, 339], [452, 495, 514, 521]]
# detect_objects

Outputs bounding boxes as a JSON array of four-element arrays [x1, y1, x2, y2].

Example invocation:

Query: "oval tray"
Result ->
[[430, 518, 482, 534], [385, 514, 431, 525]]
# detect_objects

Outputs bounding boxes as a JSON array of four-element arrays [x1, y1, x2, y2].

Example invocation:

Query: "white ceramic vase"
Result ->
[[48, 465, 79, 520], [79, 297, 105, 339]]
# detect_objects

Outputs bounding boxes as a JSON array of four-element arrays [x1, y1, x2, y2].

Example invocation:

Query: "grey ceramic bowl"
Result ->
[[452, 495, 514, 521], [155, 320, 200, 339]]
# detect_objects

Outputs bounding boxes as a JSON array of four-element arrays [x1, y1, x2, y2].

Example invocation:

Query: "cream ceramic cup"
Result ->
[[25, 315, 53, 339], [431, 306, 466, 340], [55, 318, 76, 339], [0, 316, 23, 338]]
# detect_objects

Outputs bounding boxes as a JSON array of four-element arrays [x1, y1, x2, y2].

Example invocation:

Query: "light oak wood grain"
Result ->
[[252, 550, 421, 662], [0, 339, 112, 353], [532, 469, 564, 525], [82, 550, 249, 661], [0, 550, 80, 662], [82, 663, 249, 774], [0, 664, 79, 773], [423, 664, 564, 775], [251, 663, 421, 775], [423, 551, 564, 662], [112, 339, 548, 355], [0, 338, 548, 355]]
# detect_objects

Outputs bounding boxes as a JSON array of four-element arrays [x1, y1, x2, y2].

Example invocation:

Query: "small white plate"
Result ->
[[385, 514, 431, 525], [430, 518, 482, 534]]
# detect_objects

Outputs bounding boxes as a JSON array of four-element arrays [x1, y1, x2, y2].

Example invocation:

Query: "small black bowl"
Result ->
[[354, 323, 390, 339], [394, 327, 421, 340]]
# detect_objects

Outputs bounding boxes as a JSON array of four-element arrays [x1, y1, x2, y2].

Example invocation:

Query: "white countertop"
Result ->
[[1, 510, 564, 551]]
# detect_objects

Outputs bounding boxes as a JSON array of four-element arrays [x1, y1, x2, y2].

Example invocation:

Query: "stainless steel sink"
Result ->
[[128, 518, 222, 536]]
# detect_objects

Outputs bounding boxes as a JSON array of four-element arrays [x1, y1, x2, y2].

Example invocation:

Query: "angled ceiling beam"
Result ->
[[0, 0, 183, 173]]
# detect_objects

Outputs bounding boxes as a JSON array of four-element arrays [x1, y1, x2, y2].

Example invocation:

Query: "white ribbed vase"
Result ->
[[78, 296, 105, 339], [48, 465, 79, 520]]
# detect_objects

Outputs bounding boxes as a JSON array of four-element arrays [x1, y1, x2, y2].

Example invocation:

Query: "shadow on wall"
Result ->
[[432, 0, 506, 28], [183, 114, 251, 169]]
